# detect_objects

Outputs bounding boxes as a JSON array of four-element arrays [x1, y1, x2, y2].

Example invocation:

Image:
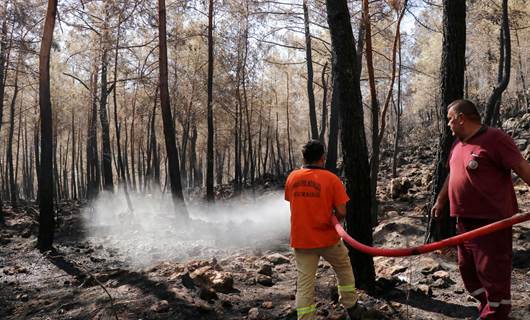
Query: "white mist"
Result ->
[[81, 189, 290, 267]]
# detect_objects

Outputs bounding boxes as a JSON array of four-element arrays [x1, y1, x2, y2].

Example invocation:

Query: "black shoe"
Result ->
[[347, 302, 366, 320]]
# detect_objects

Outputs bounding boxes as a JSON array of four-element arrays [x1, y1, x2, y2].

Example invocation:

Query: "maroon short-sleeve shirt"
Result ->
[[448, 127, 524, 220]]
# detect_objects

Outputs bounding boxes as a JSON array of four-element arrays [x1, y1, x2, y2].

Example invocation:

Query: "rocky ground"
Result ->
[[1, 114, 529, 320]]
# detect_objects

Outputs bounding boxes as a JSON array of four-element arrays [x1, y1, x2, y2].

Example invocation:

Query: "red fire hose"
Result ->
[[332, 212, 530, 257]]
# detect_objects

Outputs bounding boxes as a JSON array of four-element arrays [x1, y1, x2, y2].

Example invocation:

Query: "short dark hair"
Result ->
[[302, 140, 325, 163], [448, 99, 481, 122]]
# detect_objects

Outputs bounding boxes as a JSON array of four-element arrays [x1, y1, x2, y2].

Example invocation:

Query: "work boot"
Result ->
[[347, 302, 366, 320]]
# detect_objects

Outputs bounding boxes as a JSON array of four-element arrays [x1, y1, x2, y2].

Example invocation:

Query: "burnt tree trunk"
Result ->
[[363, 0, 380, 226], [0, 2, 8, 218], [514, 30, 529, 112], [53, 121, 60, 200], [303, 0, 318, 139], [99, 41, 114, 192], [7, 56, 20, 207], [70, 111, 77, 199], [275, 113, 285, 175], [189, 115, 199, 188], [145, 98, 155, 191], [319, 61, 329, 142], [326, 0, 375, 289], [263, 107, 271, 175], [206, 0, 215, 201], [180, 96, 192, 189], [241, 12, 254, 188], [148, 96, 159, 191], [87, 66, 100, 199], [285, 74, 293, 170], [484, 0, 510, 127], [34, 124, 40, 201], [130, 82, 138, 192], [112, 14, 132, 217], [234, 39, 243, 192], [158, 0, 187, 215], [426, 0, 466, 242], [256, 104, 263, 178], [37, 0, 57, 252], [392, 34, 403, 178], [369, 1, 407, 226], [325, 62, 339, 173]]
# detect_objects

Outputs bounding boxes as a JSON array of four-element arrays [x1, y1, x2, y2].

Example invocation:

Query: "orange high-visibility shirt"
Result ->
[[284, 167, 350, 248]]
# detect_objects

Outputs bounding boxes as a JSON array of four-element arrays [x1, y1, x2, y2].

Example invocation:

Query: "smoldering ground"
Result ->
[[81, 190, 290, 267]]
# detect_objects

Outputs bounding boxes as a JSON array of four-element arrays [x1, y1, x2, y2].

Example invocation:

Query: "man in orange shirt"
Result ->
[[285, 140, 363, 320]]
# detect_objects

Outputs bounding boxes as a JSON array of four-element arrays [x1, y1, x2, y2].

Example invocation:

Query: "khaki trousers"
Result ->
[[294, 240, 358, 320]]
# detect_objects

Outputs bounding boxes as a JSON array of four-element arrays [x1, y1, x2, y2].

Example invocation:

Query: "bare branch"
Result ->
[[406, 7, 441, 33], [62, 72, 90, 91]]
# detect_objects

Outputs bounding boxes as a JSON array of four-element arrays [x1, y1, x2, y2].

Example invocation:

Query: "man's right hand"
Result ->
[[431, 176, 449, 221], [431, 202, 444, 220]]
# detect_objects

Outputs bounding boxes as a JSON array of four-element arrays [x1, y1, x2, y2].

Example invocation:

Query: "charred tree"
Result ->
[[129, 83, 138, 192], [363, 0, 380, 225], [234, 37, 243, 192], [7, 56, 20, 207], [285, 74, 293, 171], [368, 0, 407, 226], [325, 61, 339, 173], [241, 9, 254, 188], [0, 2, 8, 219], [319, 61, 329, 142], [158, 0, 188, 216], [484, 0, 510, 127], [275, 113, 285, 175], [514, 30, 529, 112], [325, 0, 375, 289], [206, 0, 215, 201], [37, 0, 57, 252], [87, 66, 100, 199], [426, 0, 466, 242], [189, 115, 199, 188], [112, 13, 130, 205], [303, 0, 318, 139], [70, 111, 77, 199], [392, 34, 403, 178], [263, 106, 271, 175], [99, 39, 114, 192]]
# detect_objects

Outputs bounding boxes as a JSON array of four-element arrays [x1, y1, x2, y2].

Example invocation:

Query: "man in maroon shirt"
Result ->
[[432, 99, 530, 320]]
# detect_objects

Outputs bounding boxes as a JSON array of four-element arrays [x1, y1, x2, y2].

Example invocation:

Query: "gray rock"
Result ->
[[419, 258, 442, 275], [190, 266, 213, 288], [258, 264, 273, 277], [266, 253, 290, 265], [180, 272, 195, 289], [221, 300, 233, 309], [16, 294, 29, 302], [390, 265, 408, 276], [416, 284, 432, 296], [248, 307, 260, 320], [432, 270, 450, 280], [211, 272, 234, 293], [199, 287, 218, 301], [190, 266, 234, 293], [256, 274, 274, 287], [389, 177, 413, 198], [150, 300, 169, 313], [432, 278, 450, 289]]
